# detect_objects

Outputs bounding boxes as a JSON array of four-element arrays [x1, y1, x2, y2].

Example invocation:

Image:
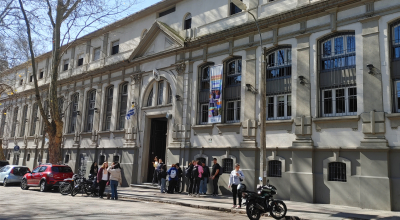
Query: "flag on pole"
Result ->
[[126, 104, 136, 120]]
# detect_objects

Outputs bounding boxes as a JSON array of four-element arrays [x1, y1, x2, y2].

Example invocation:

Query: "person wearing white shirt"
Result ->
[[228, 163, 245, 209]]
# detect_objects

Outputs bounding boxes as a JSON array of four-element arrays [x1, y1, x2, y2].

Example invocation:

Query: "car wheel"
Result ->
[[3, 178, 7, 187], [40, 180, 47, 192], [21, 179, 29, 190]]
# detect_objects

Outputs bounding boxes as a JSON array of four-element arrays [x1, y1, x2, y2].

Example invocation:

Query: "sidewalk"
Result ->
[[116, 186, 400, 220]]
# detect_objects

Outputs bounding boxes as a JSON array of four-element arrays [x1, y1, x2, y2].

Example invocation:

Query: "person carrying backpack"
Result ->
[[186, 161, 194, 196], [158, 164, 167, 193], [175, 163, 183, 193], [167, 164, 178, 194], [192, 160, 204, 197]]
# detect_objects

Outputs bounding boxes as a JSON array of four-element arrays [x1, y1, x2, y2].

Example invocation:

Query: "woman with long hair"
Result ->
[[107, 162, 122, 200], [90, 162, 98, 175], [97, 162, 110, 199]]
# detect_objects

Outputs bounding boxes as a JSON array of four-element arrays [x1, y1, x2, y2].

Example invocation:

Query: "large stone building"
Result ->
[[1, 0, 400, 211]]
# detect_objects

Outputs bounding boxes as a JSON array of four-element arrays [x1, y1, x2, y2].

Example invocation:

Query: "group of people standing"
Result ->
[[152, 157, 183, 194], [89, 161, 123, 200]]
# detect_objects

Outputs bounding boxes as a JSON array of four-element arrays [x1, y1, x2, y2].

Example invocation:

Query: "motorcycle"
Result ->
[[59, 173, 79, 195], [240, 177, 287, 220], [71, 173, 98, 197]]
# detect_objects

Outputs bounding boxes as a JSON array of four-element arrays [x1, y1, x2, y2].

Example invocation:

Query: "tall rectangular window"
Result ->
[[395, 81, 400, 113], [226, 100, 240, 123], [111, 41, 119, 55], [39, 71, 44, 79], [199, 65, 211, 124], [30, 103, 38, 136], [322, 87, 357, 117], [69, 94, 79, 133], [225, 59, 242, 123], [77, 54, 84, 66], [86, 90, 96, 132], [63, 59, 69, 71], [200, 104, 208, 124], [20, 105, 28, 137], [104, 86, 114, 131], [266, 94, 292, 120], [93, 47, 101, 61], [118, 83, 128, 130], [11, 107, 18, 137]]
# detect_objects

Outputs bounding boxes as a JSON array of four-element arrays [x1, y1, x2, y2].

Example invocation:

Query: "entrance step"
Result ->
[[130, 183, 159, 190]]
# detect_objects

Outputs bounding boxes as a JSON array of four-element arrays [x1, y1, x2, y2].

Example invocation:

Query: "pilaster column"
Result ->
[[76, 88, 85, 134], [110, 83, 118, 131]]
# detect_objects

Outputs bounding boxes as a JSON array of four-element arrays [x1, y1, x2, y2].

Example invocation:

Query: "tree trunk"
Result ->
[[47, 121, 63, 164], [0, 139, 5, 161]]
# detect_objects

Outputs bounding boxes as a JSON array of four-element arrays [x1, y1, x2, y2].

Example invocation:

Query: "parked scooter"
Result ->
[[71, 172, 98, 197], [240, 177, 287, 220]]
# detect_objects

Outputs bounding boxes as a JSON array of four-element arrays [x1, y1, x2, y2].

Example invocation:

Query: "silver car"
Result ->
[[0, 165, 31, 187]]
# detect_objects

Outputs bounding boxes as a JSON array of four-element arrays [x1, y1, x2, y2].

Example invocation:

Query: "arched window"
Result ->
[[146, 88, 153, 107], [86, 90, 96, 132], [104, 86, 114, 131], [319, 32, 356, 117], [20, 105, 28, 137], [225, 58, 242, 123], [11, 107, 18, 137], [230, 0, 242, 15], [30, 103, 38, 136], [184, 13, 192, 30], [222, 158, 233, 173], [141, 29, 148, 40], [0, 109, 6, 137], [198, 65, 211, 124], [118, 83, 128, 130], [391, 21, 400, 113], [69, 93, 79, 133], [328, 162, 346, 182], [268, 160, 282, 177], [266, 47, 292, 120], [157, 81, 164, 105]]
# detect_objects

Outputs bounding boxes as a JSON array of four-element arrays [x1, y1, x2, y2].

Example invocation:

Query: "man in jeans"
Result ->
[[210, 158, 221, 196], [192, 160, 203, 197], [200, 162, 210, 194]]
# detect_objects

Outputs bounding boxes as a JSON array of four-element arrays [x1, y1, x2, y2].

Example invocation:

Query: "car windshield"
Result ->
[[0, 166, 11, 173], [51, 166, 73, 173]]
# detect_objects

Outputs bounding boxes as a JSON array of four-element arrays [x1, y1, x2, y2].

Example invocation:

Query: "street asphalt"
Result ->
[[0, 185, 248, 220]]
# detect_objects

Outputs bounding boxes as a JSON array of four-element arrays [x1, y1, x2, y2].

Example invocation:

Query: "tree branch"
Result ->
[[62, 0, 81, 22], [45, 0, 56, 27]]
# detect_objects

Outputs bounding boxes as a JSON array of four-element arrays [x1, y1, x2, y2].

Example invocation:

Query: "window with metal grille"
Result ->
[[20, 105, 28, 137], [159, 7, 175, 17], [39, 71, 44, 79], [319, 33, 356, 117], [99, 155, 106, 165], [328, 162, 346, 182], [222, 158, 233, 173], [197, 157, 206, 165], [111, 40, 119, 55], [0, 110, 6, 137], [69, 93, 79, 133], [184, 14, 192, 30], [20, 79, 23, 86], [58, 97, 64, 116], [147, 89, 153, 107], [225, 59, 242, 123], [11, 107, 18, 137], [118, 83, 128, 130], [198, 65, 211, 124], [266, 47, 292, 120], [64, 155, 69, 164], [30, 103, 38, 136], [29, 75, 33, 82], [113, 155, 120, 163], [27, 154, 30, 161], [268, 160, 282, 177], [158, 81, 164, 105], [230, 0, 242, 15], [104, 86, 113, 131], [86, 90, 96, 132]]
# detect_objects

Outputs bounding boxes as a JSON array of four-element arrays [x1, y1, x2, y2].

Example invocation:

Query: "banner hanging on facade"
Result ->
[[208, 65, 223, 123]]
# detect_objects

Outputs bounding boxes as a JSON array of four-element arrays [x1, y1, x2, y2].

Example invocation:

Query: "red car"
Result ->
[[21, 164, 74, 192]]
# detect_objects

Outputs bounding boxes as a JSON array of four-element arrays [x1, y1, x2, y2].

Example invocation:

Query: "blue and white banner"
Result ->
[[126, 105, 136, 120], [208, 65, 223, 124]]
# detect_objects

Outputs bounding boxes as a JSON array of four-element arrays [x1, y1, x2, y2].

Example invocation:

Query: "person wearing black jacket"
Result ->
[[175, 163, 183, 193], [90, 162, 98, 175], [200, 162, 210, 194], [211, 158, 221, 196], [186, 161, 194, 196], [158, 164, 167, 193]]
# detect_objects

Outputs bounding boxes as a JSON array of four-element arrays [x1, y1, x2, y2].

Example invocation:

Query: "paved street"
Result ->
[[0, 186, 247, 220]]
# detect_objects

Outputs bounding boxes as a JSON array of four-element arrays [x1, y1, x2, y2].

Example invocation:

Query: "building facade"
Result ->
[[1, 0, 400, 211]]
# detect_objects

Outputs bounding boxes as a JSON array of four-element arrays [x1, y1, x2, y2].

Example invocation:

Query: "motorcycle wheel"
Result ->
[[71, 186, 80, 197], [59, 182, 71, 195], [269, 200, 287, 219], [246, 201, 261, 220], [86, 186, 92, 196]]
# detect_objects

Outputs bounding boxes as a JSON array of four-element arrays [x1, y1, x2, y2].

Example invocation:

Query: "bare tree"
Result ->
[[16, 0, 137, 164]]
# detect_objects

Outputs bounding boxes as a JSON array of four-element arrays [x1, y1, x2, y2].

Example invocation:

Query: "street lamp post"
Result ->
[[231, 0, 267, 183]]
